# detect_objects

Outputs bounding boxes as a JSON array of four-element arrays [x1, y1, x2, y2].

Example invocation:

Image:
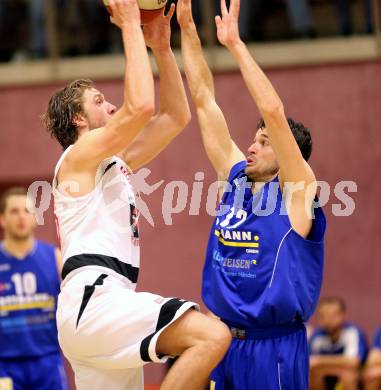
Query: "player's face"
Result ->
[[245, 128, 279, 182], [0, 195, 36, 240], [317, 303, 345, 334], [82, 88, 117, 130]]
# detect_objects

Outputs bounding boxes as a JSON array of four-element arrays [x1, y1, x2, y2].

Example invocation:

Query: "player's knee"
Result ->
[[309, 367, 325, 389], [363, 367, 381, 385], [202, 320, 231, 356], [362, 376, 376, 390], [339, 368, 359, 385]]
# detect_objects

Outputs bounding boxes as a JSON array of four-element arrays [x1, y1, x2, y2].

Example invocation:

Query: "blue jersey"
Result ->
[[309, 323, 368, 363], [372, 327, 381, 349], [0, 240, 61, 359], [202, 161, 326, 328]]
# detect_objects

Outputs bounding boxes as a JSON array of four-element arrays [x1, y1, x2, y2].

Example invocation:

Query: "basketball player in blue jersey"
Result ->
[[178, 0, 326, 388], [0, 187, 68, 390], [309, 297, 367, 390], [44, 1, 230, 389]]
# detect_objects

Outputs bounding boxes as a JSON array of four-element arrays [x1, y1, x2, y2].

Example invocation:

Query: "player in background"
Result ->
[[177, 0, 326, 388], [0, 187, 68, 390], [45, 1, 231, 389], [363, 327, 381, 390], [309, 297, 367, 390]]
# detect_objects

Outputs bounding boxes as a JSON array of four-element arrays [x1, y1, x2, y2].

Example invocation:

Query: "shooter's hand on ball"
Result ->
[[107, 0, 141, 29], [143, 3, 175, 52], [176, 0, 194, 29], [215, 0, 242, 48]]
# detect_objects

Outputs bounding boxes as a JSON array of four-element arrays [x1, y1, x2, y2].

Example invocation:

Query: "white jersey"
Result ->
[[53, 146, 140, 289]]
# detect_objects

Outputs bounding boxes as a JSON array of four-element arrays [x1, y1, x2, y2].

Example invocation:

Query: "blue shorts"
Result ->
[[0, 352, 68, 390], [210, 322, 309, 390]]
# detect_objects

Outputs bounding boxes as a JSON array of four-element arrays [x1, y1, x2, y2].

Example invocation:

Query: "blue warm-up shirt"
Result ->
[[309, 323, 368, 363], [0, 240, 61, 359]]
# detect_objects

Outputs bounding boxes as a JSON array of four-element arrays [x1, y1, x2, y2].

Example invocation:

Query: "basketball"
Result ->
[[103, 0, 168, 25]]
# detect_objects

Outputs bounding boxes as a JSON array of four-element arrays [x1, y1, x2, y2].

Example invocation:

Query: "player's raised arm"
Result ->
[[177, 0, 244, 182], [120, 4, 191, 171], [66, 0, 155, 169], [216, 0, 316, 236], [216, 0, 315, 186]]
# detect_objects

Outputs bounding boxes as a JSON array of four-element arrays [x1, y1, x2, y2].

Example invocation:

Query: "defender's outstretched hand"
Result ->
[[143, 3, 175, 51], [215, 0, 241, 47], [177, 0, 194, 28], [107, 0, 141, 28]]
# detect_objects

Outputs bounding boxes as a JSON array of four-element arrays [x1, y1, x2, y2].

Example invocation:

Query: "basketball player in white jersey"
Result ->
[[43, 1, 231, 389]]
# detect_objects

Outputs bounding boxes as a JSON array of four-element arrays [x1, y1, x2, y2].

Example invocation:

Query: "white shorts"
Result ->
[[56, 270, 198, 390]]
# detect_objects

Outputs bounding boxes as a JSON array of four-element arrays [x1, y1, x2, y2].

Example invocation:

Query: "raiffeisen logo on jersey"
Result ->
[[212, 250, 257, 279], [213, 250, 257, 269]]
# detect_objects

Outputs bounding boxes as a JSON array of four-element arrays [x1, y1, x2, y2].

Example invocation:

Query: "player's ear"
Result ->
[[73, 114, 87, 129], [0, 214, 5, 229], [30, 212, 38, 230]]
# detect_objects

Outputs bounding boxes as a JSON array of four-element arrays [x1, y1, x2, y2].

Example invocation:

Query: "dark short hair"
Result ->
[[0, 187, 27, 214], [42, 79, 94, 150], [257, 117, 313, 161], [318, 297, 347, 313]]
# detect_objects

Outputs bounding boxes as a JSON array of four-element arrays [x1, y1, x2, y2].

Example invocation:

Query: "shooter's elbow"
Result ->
[[125, 100, 155, 123]]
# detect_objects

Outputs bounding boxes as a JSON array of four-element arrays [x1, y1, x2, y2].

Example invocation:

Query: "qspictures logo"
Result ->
[[26, 168, 357, 227]]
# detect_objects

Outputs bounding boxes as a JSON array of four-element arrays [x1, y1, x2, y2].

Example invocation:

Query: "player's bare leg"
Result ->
[[363, 352, 381, 390], [310, 367, 327, 390], [340, 368, 359, 390], [363, 377, 381, 390], [157, 310, 231, 390], [310, 366, 359, 390]]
